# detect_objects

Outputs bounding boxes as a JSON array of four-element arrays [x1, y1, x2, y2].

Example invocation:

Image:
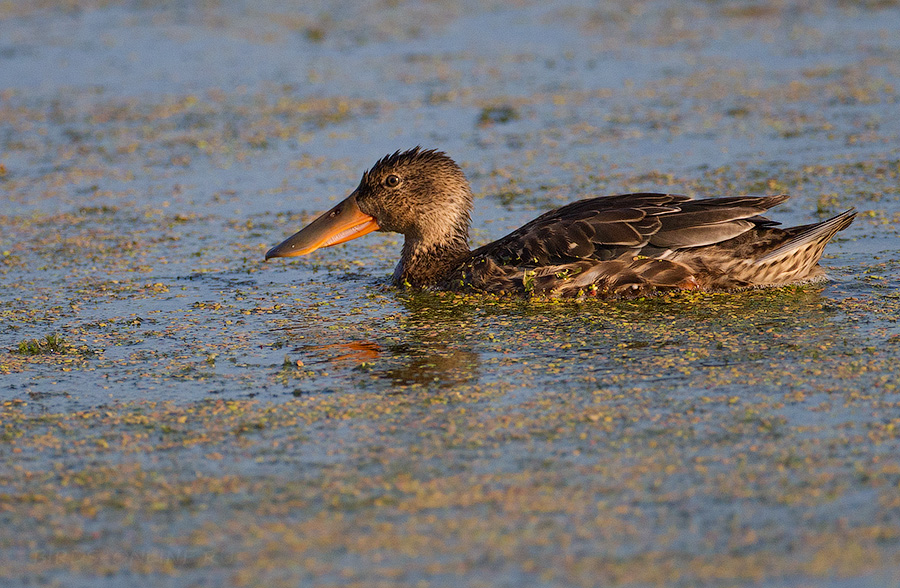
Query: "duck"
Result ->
[[265, 147, 856, 297]]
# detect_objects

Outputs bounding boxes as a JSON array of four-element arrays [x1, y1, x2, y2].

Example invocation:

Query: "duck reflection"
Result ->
[[302, 340, 382, 363], [278, 292, 482, 390], [379, 341, 478, 388]]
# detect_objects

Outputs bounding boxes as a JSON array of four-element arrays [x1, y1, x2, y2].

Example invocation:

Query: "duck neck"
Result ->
[[393, 232, 470, 288]]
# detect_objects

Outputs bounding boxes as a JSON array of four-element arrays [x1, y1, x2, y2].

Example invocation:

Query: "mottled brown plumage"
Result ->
[[266, 148, 856, 298]]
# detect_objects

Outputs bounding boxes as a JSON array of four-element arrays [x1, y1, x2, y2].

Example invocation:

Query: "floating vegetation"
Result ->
[[14, 334, 80, 356], [477, 105, 520, 126], [1, 1, 899, 587]]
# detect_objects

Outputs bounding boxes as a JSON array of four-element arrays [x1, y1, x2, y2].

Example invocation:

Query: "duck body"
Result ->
[[266, 148, 856, 298]]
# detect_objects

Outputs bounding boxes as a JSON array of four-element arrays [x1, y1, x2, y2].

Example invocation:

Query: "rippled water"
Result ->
[[1, 1, 899, 586]]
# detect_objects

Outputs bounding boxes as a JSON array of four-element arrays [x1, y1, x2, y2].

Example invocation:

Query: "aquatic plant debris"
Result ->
[[1, 1, 900, 587]]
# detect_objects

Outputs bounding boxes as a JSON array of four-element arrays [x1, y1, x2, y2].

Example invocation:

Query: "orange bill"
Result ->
[[265, 192, 379, 259]]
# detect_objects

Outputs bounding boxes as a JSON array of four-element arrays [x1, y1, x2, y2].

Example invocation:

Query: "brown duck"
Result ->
[[266, 148, 856, 297]]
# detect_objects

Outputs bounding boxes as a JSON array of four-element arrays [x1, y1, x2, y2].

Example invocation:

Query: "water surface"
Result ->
[[2, 1, 900, 586]]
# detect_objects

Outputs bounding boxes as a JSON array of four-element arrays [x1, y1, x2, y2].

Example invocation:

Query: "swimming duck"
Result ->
[[266, 147, 856, 297]]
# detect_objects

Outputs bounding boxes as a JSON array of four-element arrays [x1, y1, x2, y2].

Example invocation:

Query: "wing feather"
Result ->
[[473, 192, 790, 266]]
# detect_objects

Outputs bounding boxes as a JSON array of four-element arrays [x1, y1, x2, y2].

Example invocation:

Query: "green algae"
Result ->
[[13, 334, 77, 356], [1, 0, 900, 587]]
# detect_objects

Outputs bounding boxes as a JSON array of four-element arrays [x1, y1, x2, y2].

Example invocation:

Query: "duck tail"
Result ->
[[756, 209, 856, 263], [750, 208, 856, 284]]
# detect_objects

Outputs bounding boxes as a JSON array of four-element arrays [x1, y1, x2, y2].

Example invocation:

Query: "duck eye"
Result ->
[[384, 174, 400, 188]]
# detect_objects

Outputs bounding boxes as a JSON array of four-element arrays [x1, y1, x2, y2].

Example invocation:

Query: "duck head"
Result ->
[[265, 147, 473, 261]]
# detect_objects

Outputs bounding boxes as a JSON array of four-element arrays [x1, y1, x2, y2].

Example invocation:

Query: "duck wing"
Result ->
[[650, 194, 787, 249], [474, 192, 789, 265]]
